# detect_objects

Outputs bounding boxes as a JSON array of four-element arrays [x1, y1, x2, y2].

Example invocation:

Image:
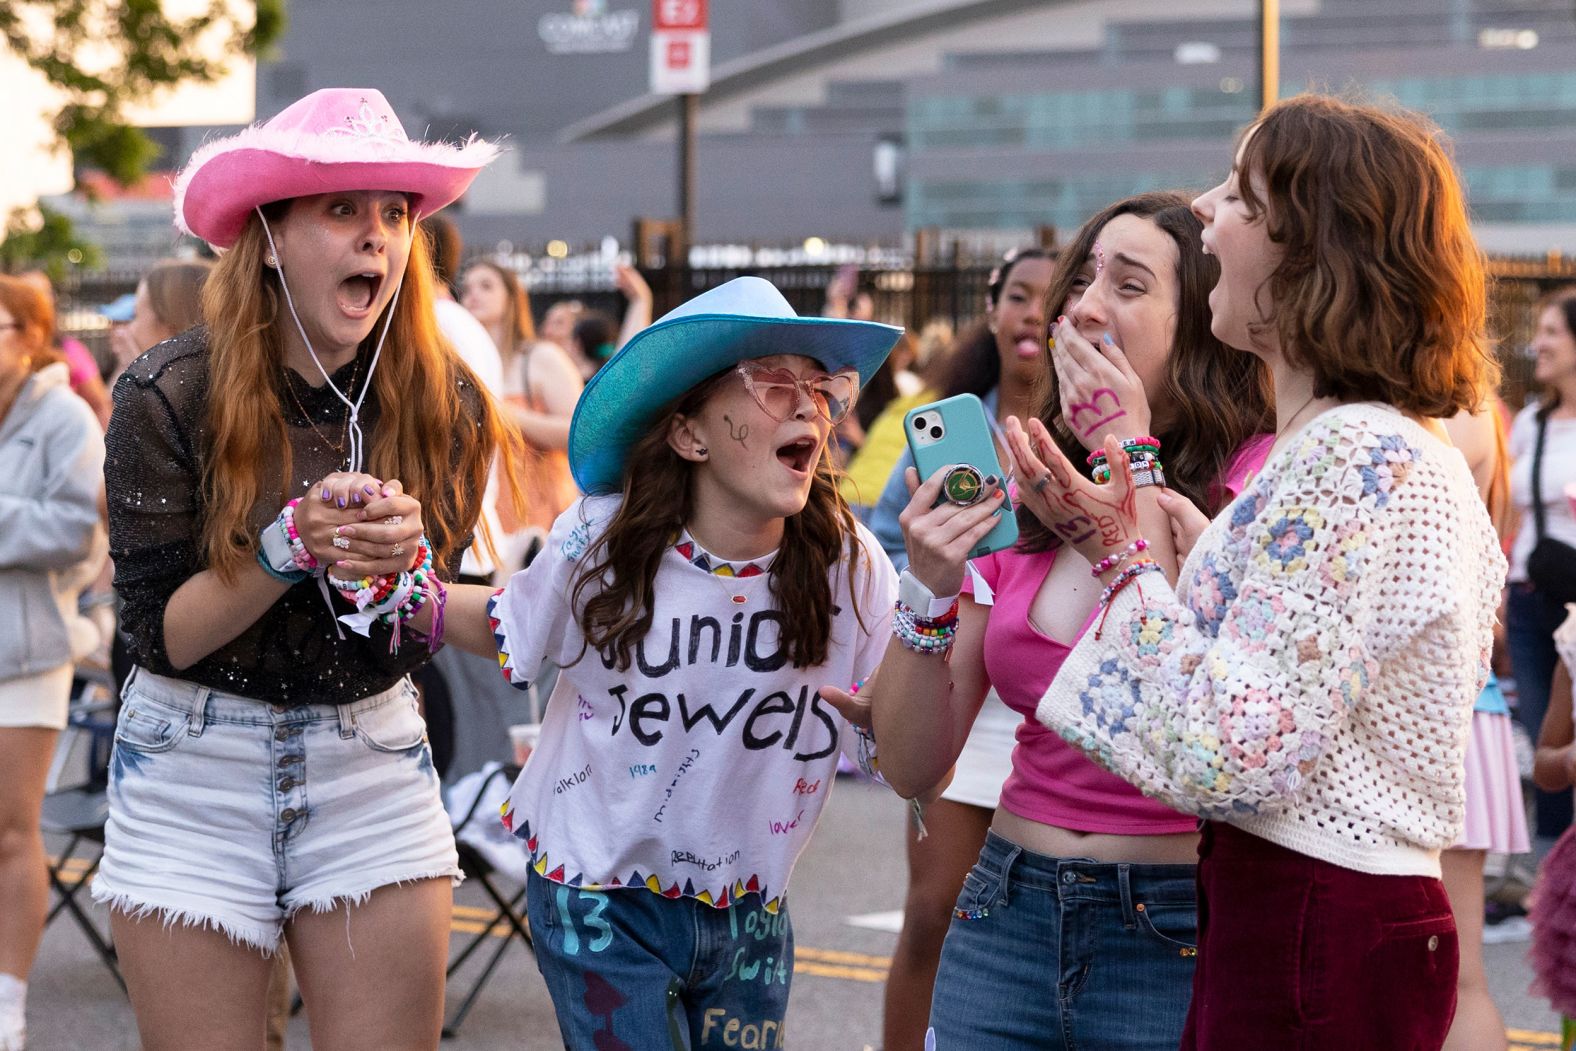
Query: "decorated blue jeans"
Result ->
[[525, 869, 793, 1050], [929, 830, 1197, 1051]]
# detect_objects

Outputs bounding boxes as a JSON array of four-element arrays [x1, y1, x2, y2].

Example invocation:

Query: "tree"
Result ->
[[1, 0, 286, 187], [0, 205, 104, 282]]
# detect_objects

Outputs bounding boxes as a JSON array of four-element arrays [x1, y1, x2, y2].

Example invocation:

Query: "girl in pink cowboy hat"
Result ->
[[95, 88, 519, 1049]]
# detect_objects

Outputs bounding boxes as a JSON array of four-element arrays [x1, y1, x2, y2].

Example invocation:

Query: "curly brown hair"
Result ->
[[1019, 192, 1274, 552], [572, 369, 868, 673], [1236, 94, 1498, 416]]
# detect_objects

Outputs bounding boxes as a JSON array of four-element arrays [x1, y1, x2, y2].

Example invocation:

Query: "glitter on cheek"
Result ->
[[1093, 241, 1106, 276]]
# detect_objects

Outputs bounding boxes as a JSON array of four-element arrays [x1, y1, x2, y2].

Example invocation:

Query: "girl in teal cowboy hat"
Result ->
[[441, 274, 911, 1047]]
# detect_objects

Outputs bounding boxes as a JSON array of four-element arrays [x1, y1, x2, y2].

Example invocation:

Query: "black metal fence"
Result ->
[[51, 252, 1576, 408]]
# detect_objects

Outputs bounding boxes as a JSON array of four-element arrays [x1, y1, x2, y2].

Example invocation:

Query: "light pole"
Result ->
[[1260, 0, 1280, 112]]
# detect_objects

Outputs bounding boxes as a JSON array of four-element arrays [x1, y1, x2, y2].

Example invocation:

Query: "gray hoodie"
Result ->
[[0, 362, 108, 680]]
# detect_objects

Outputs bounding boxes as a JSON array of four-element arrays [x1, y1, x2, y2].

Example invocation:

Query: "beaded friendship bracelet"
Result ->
[[1097, 558, 1164, 607], [1086, 435, 1161, 468], [1091, 537, 1150, 577], [1093, 558, 1165, 640], [893, 599, 959, 655], [328, 536, 436, 651], [279, 499, 319, 573]]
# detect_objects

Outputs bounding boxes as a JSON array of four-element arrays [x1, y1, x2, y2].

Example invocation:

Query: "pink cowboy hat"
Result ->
[[173, 88, 501, 248]]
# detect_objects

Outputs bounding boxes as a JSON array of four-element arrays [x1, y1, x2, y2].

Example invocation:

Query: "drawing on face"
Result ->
[[723, 413, 750, 447]]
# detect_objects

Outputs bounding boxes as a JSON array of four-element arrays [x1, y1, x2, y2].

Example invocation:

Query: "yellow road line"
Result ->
[[795, 946, 893, 968], [40, 854, 1572, 1035]]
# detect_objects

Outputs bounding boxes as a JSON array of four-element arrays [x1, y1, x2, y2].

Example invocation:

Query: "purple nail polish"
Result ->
[[337, 497, 346, 509], [363, 483, 377, 494], [1103, 332, 1115, 345], [321, 487, 331, 501], [351, 493, 362, 504]]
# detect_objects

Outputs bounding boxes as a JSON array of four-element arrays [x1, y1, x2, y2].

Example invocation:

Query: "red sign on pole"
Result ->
[[654, 0, 707, 31], [651, 0, 709, 94]]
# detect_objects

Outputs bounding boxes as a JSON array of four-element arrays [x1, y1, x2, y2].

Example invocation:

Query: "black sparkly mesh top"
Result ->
[[105, 327, 481, 704]]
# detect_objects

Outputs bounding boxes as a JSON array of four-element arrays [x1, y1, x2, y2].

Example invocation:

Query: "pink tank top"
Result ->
[[961, 434, 1273, 834]]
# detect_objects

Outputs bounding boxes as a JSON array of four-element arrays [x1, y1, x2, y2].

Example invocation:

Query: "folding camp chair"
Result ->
[[443, 761, 533, 1038], [40, 670, 125, 993]]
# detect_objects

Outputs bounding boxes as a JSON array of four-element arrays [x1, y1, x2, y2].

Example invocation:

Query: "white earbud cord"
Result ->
[[256, 205, 411, 475], [257, 204, 421, 637]]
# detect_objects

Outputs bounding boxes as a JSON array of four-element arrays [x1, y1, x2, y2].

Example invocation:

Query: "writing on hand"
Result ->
[[1066, 388, 1127, 438]]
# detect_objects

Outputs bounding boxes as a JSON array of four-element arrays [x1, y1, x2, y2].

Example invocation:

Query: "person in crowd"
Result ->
[[94, 88, 515, 1049], [539, 297, 584, 352], [116, 259, 213, 380], [568, 310, 618, 379], [17, 270, 112, 429], [1508, 288, 1576, 844], [838, 193, 1273, 1051], [428, 275, 902, 1047], [424, 215, 506, 581], [839, 320, 953, 518], [540, 261, 654, 373], [1532, 607, 1576, 1051], [461, 259, 583, 538], [1014, 94, 1503, 1047], [1439, 406, 1529, 1051], [0, 275, 107, 1051], [863, 248, 1055, 1051]]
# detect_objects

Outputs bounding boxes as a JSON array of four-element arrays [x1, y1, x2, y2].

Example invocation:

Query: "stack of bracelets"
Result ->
[[1093, 555, 1165, 639], [328, 537, 437, 652], [893, 597, 959, 655], [259, 500, 446, 654], [1088, 434, 1166, 488]]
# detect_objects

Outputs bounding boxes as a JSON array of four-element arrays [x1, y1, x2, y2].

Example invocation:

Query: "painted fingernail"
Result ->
[[320, 487, 331, 500], [337, 497, 346, 509], [382, 486, 394, 497], [1103, 332, 1114, 345], [363, 483, 377, 495], [984, 474, 999, 486], [351, 492, 362, 504]]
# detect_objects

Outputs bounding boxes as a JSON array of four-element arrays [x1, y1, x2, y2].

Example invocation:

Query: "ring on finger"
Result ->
[[1033, 474, 1053, 494], [391, 542, 406, 558], [332, 535, 351, 550], [384, 515, 403, 526]]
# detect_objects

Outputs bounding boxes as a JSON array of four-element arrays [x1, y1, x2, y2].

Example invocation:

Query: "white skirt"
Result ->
[[941, 688, 1017, 810], [0, 663, 73, 730]]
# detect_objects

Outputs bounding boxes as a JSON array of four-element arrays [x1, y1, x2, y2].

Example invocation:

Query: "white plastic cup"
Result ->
[[508, 723, 542, 767]]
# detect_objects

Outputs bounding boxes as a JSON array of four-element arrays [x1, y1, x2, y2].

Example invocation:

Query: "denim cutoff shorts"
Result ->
[[91, 667, 461, 952]]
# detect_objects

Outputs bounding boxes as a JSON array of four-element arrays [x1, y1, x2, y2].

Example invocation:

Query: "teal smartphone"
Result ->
[[904, 393, 1018, 559]]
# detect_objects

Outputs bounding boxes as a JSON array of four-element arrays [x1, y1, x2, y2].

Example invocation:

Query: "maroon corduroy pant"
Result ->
[[1181, 821, 1458, 1050]]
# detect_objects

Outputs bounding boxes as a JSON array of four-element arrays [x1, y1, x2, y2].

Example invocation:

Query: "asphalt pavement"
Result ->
[[27, 776, 1565, 1050]]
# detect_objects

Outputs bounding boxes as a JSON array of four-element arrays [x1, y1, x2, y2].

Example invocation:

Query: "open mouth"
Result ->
[[1014, 333, 1040, 359], [775, 436, 819, 476], [336, 271, 385, 316]]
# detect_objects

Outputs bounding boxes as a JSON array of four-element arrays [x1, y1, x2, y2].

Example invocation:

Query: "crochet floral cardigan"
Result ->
[[1038, 403, 1507, 877]]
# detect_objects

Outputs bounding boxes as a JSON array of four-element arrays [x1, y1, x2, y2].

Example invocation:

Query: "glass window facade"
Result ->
[[908, 71, 1576, 229]]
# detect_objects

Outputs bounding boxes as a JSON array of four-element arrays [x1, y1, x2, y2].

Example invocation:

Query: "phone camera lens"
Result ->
[[930, 426, 943, 439], [913, 416, 927, 430]]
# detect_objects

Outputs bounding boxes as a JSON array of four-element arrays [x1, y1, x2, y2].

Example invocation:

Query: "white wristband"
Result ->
[[259, 519, 300, 575], [899, 569, 960, 619]]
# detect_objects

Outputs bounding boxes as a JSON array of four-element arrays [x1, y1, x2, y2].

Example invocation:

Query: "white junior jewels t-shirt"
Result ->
[[489, 495, 898, 912]]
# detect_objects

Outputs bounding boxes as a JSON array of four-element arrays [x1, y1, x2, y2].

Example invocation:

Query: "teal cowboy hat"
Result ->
[[568, 275, 904, 494]]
